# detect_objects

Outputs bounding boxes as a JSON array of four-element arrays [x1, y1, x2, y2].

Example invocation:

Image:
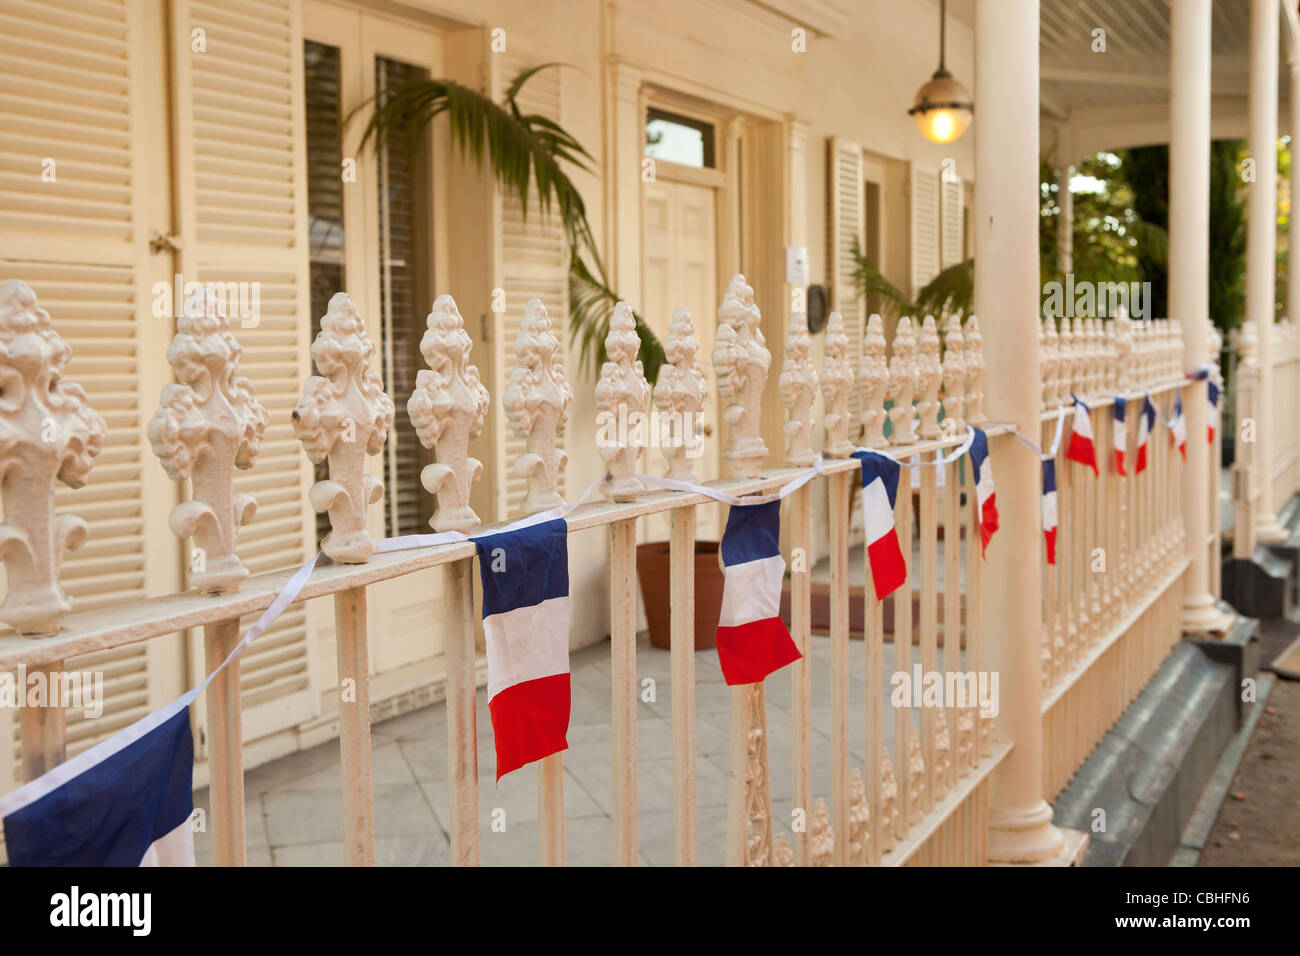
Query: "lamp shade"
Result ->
[[908, 69, 973, 145]]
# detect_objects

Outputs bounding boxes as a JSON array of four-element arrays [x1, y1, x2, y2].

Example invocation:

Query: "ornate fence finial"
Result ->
[[1058, 315, 1076, 399], [860, 313, 890, 449], [406, 294, 490, 532], [504, 298, 573, 513], [1038, 317, 1053, 410], [848, 766, 871, 864], [1102, 318, 1117, 392], [963, 314, 987, 424], [878, 747, 898, 852], [906, 720, 926, 821], [942, 314, 967, 429], [917, 315, 943, 438], [653, 307, 706, 483], [887, 316, 919, 445], [1209, 322, 1224, 384], [810, 796, 834, 867], [820, 310, 856, 458], [1043, 316, 1062, 407], [1114, 309, 1132, 391], [1239, 318, 1258, 364], [779, 310, 817, 466], [292, 293, 394, 563], [771, 831, 795, 867], [596, 301, 651, 500], [712, 274, 770, 477], [933, 718, 951, 801], [0, 281, 106, 634], [148, 288, 268, 594], [1084, 317, 1099, 395], [1076, 317, 1086, 395], [1093, 317, 1105, 389]]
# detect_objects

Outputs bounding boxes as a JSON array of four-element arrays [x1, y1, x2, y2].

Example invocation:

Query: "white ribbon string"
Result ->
[[1008, 404, 1068, 459], [852, 425, 976, 467], [636, 455, 826, 506]]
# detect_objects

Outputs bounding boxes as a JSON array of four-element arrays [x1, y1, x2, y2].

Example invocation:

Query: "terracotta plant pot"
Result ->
[[637, 540, 724, 649]]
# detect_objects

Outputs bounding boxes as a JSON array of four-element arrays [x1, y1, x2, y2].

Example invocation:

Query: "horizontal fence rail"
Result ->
[[0, 274, 1218, 866]]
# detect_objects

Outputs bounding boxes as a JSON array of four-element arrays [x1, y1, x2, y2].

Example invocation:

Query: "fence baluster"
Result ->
[[149, 288, 267, 867], [828, 467, 851, 863], [293, 292, 394, 867]]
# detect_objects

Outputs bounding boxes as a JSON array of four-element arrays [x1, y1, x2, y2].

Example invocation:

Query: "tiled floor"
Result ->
[[194, 630, 925, 866]]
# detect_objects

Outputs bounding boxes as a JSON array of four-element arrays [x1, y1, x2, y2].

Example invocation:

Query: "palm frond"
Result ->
[[914, 259, 974, 319], [569, 253, 664, 384], [849, 240, 915, 318], [352, 64, 668, 382]]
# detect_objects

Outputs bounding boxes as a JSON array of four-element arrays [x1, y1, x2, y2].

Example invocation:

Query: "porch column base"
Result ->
[[987, 800, 1084, 865], [1181, 593, 1235, 636], [1255, 514, 1289, 545]]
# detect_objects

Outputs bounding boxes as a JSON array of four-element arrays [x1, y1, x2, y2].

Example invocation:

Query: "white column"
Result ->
[[1248, 0, 1288, 542], [1057, 165, 1074, 276], [1172, 0, 1230, 633], [975, 0, 1079, 864]]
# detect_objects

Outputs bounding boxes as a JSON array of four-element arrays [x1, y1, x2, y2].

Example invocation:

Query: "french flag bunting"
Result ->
[[1136, 396, 1155, 473], [1113, 397, 1128, 475], [1, 706, 195, 866], [851, 450, 908, 600], [476, 518, 571, 780], [1042, 458, 1058, 565], [1066, 395, 1098, 475], [717, 500, 801, 685], [1170, 392, 1187, 460], [970, 428, 999, 555], [1208, 380, 1221, 442]]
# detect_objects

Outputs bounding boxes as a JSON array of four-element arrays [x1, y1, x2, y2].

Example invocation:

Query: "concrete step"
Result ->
[[1051, 614, 1259, 866], [1222, 493, 1300, 618]]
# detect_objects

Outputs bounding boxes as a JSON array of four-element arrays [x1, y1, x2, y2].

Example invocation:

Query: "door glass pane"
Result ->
[[375, 56, 433, 536], [645, 108, 715, 168], [303, 39, 344, 544]]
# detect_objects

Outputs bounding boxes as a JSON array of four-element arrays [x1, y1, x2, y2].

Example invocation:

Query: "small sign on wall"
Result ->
[[785, 245, 809, 286]]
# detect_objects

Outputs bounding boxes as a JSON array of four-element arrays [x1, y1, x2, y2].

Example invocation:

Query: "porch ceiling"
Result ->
[[947, 0, 1289, 156]]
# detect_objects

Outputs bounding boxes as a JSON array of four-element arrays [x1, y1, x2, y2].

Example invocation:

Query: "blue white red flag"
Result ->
[[852, 450, 908, 599], [1170, 392, 1187, 460], [0, 705, 195, 866], [1208, 380, 1221, 443], [1113, 397, 1128, 475], [476, 518, 571, 780], [1042, 458, 1058, 565], [1066, 395, 1098, 475], [1136, 396, 1156, 473], [970, 428, 999, 555], [716, 500, 801, 685]]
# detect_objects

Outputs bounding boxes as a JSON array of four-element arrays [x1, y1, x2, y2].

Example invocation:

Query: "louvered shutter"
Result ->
[[492, 51, 569, 521], [941, 170, 964, 270], [910, 162, 941, 295], [170, 0, 317, 744], [827, 137, 864, 418], [0, 0, 181, 790]]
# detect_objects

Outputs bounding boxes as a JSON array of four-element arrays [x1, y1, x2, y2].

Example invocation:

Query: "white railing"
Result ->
[[0, 273, 1210, 866], [1037, 315, 1190, 798]]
